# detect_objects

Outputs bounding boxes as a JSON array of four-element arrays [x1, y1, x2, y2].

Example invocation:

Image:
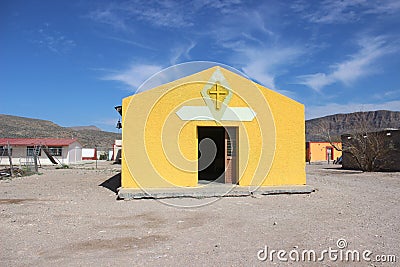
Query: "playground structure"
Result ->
[[0, 138, 82, 176], [0, 143, 62, 175], [24, 144, 62, 171]]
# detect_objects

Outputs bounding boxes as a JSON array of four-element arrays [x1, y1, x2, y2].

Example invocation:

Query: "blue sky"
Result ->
[[1, 0, 400, 132]]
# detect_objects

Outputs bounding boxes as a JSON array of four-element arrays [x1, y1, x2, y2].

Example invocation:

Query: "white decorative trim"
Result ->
[[176, 106, 256, 121]]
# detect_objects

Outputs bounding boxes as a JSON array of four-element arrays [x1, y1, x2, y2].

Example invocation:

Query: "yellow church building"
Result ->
[[118, 66, 306, 191]]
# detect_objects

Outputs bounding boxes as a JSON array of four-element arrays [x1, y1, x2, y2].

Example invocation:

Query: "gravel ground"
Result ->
[[1, 161, 399, 266]]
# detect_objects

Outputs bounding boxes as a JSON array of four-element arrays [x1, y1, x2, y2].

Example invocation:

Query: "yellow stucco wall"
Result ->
[[307, 142, 342, 162], [121, 66, 306, 188], [261, 88, 306, 185]]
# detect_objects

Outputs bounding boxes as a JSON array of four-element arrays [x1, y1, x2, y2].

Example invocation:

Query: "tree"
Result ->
[[342, 131, 395, 171], [316, 112, 395, 171], [314, 119, 342, 152]]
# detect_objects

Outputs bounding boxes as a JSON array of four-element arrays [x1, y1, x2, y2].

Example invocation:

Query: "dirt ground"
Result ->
[[1, 161, 399, 266]]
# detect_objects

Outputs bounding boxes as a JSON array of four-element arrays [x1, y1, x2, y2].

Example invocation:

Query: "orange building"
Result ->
[[306, 142, 342, 163]]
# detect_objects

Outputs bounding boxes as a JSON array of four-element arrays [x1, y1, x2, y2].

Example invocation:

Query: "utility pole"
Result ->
[[7, 142, 13, 177], [33, 153, 39, 173]]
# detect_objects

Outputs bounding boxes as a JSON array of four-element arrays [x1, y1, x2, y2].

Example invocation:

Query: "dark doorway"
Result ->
[[198, 127, 225, 183]]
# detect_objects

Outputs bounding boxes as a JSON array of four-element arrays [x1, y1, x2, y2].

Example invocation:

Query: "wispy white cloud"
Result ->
[[32, 24, 76, 53], [372, 89, 400, 101], [87, 0, 243, 29], [102, 61, 244, 93], [231, 45, 304, 90], [86, 1, 277, 70], [296, 35, 397, 91], [86, 7, 127, 30], [105, 36, 157, 50], [304, 0, 365, 24], [170, 41, 196, 65], [122, 0, 192, 28], [292, 0, 400, 24], [206, 7, 274, 46], [102, 64, 163, 91], [306, 100, 400, 119], [101, 61, 213, 93], [194, 0, 242, 11], [296, 73, 333, 92], [365, 0, 400, 15]]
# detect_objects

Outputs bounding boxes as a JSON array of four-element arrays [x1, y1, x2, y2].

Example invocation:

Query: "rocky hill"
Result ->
[[68, 126, 102, 131], [0, 114, 121, 148], [2, 111, 398, 146], [306, 110, 400, 141]]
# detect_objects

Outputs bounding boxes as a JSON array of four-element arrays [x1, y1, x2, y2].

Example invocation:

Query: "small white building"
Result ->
[[112, 140, 122, 162], [0, 138, 82, 166], [82, 148, 97, 160]]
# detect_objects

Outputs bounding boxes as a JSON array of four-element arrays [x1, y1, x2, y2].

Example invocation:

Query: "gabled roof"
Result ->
[[124, 66, 303, 106], [0, 138, 80, 146]]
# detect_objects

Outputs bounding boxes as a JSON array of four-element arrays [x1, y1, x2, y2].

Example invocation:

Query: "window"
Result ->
[[0, 146, 12, 156], [227, 138, 236, 157], [227, 139, 233, 156], [27, 146, 41, 156], [47, 147, 62, 156]]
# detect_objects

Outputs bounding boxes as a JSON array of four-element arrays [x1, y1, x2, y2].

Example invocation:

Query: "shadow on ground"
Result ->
[[99, 173, 121, 193]]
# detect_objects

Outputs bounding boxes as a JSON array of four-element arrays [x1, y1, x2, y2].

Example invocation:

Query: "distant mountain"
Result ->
[[306, 110, 400, 141], [0, 114, 121, 148], [68, 125, 102, 131], [2, 111, 398, 147]]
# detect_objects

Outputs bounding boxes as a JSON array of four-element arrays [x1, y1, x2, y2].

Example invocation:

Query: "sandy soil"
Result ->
[[1, 161, 399, 266]]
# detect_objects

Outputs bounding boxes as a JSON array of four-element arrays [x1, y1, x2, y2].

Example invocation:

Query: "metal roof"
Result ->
[[0, 138, 80, 146]]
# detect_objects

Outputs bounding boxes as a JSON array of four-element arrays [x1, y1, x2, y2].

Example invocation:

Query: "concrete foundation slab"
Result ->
[[118, 184, 314, 200]]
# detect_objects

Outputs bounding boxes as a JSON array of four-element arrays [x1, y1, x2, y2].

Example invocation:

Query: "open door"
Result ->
[[326, 147, 333, 161], [225, 127, 237, 184], [197, 126, 238, 184]]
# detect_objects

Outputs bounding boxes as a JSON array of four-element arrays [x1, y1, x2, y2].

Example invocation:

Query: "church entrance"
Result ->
[[197, 126, 237, 184]]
